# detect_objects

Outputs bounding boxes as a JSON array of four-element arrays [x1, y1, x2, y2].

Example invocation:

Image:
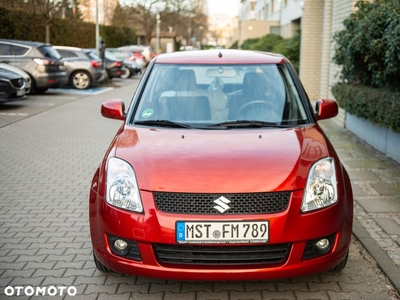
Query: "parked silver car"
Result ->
[[0, 39, 68, 93], [54, 46, 106, 89]]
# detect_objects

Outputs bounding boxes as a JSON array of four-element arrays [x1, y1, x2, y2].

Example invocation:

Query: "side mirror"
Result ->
[[101, 99, 126, 120], [315, 99, 338, 121]]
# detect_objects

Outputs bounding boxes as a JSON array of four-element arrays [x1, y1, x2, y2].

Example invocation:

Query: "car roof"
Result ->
[[0, 39, 52, 47], [54, 46, 82, 51], [154, 49, 286, 65]]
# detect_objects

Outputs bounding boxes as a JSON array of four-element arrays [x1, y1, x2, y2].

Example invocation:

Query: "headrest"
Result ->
[[174, 69, 197, 91], [242, 72, 268, 94]]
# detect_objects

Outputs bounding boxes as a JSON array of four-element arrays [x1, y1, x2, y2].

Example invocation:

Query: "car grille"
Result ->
[[153, 192, 291, 214], [154, 243, 291, 265]]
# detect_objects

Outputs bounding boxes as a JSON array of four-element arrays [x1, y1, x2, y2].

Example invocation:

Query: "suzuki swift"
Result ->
[[89, 49, 353, 280]]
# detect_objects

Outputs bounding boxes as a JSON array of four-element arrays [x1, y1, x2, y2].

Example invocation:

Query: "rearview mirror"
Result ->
[[315, 99, 338, 121], [101, 99, 126, 120], [206, 68, 236, 77]]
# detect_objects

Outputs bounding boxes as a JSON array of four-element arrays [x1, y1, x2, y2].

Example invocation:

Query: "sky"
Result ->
[[207, 0, 240, 17]]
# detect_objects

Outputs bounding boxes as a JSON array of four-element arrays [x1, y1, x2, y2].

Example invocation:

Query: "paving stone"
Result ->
[[130, 292, 165, 300], [97, 294, 132, 300], [372, 182, 400, 196], [230, 290, 263, 300], [116, 283, 150, 294], [374, 218, 400, 236], [295, 290, 329, 299], [212, 282, 245, 292], [197, 291, 230, 300], [275, 281, 308, 292], [149, 282, 181, 293], [181, 282, 213, 293], [348, 170, 380, 181], [244, 281, 277, 292], [261, 291, 296, 300], [357, 197, 400, 213]]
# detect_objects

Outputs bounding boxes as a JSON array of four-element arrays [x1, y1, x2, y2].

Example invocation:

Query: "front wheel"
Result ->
[[329, 251, 349, 273], [72, 71, 92, 89], [93, 251, 113, 273]]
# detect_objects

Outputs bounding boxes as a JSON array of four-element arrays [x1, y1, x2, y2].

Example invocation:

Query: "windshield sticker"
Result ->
[[142, 109, 154, 119]]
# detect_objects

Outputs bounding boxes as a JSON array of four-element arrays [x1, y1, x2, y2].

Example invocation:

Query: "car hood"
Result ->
[[114, 125, 329, 193]]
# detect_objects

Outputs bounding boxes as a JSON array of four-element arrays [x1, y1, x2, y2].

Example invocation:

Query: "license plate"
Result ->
[[17, 90, 25, 96], [176, 221, 269, 244]]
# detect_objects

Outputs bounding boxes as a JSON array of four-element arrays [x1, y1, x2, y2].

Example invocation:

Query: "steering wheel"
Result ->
[[237, 100, 273, 119]]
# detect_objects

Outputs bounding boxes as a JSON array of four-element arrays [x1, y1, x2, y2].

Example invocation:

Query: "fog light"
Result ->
[[113, 239, 129, 255], [316, 238, 330, 253]]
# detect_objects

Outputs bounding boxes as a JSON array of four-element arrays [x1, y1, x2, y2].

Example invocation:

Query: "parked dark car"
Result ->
[[86, 49, 125, 79], [0, 39, 68, 93], [103, 52, 125, 79], [0, 62, 31, 94], [106, 48, 142, 79], [54, 46, 106, 89], [0, 67, 26, 102]]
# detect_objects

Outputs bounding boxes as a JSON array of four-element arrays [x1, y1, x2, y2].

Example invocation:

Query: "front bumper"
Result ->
[[90, 190, 352, 280]]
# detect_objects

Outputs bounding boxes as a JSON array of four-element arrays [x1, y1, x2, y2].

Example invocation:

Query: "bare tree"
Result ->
[[113, 0, 207, 46]]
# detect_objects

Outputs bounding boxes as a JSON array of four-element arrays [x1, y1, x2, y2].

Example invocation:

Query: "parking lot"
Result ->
[[1, 78, 400, 300]]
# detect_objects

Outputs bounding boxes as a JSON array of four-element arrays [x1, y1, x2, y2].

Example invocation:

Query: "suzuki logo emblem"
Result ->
[[213, 196, 231, 213]]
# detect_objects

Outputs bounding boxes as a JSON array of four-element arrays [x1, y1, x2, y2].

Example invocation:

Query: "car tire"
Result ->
[[72, 71, 92, 89], [28, 76, 37, 94], [93, 251, 113, 273], [121, 68, 131, 79], [329, 250, 349, 273]]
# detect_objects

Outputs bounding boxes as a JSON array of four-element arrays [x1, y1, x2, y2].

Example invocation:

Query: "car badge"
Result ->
[[213, 196, 231, 214]]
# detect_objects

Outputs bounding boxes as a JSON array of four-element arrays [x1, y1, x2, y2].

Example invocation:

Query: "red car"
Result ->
[[89, 49, 353, 280]]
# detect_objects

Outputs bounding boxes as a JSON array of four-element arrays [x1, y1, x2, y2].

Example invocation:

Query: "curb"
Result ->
[[352, 219, 400, 293]]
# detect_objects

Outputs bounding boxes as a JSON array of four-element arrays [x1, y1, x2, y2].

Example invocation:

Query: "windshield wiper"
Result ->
[[134, 120, 194, 128], [206, 120, 290, 129]]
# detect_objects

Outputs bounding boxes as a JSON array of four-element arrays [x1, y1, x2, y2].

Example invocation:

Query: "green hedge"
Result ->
[[332, 83, 400, 132], [239, 33, 300, 73], [332, 0, 400, 89], [0, 7, 135, 48]]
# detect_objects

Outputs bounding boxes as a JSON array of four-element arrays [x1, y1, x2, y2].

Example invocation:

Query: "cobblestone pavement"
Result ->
[[1, 80, 400, 299]]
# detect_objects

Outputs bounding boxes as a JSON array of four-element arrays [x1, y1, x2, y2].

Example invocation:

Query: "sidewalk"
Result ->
[[320, 108, 400, 293]]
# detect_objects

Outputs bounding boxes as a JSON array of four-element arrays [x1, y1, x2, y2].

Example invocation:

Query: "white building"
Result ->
[[238, 0, 302, 41]]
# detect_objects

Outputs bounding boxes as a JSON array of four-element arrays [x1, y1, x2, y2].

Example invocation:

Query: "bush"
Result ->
[[332, 83, 400, 132], [332, 0, 400, 89], [240, 33, 300, 72]]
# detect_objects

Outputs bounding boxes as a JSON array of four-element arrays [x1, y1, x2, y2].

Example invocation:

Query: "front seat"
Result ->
[[228, 72, 269, 119]]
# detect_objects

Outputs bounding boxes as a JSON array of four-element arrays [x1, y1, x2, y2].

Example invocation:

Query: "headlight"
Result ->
[[301, 157, 337, 212], [106, 157, 143, 213]]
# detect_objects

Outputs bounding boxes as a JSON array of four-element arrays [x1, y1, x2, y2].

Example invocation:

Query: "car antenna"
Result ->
[[216, 36, 223, 58]]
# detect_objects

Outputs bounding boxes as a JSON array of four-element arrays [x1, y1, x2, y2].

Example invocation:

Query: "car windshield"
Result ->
[[131, 64, 310, 128]]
